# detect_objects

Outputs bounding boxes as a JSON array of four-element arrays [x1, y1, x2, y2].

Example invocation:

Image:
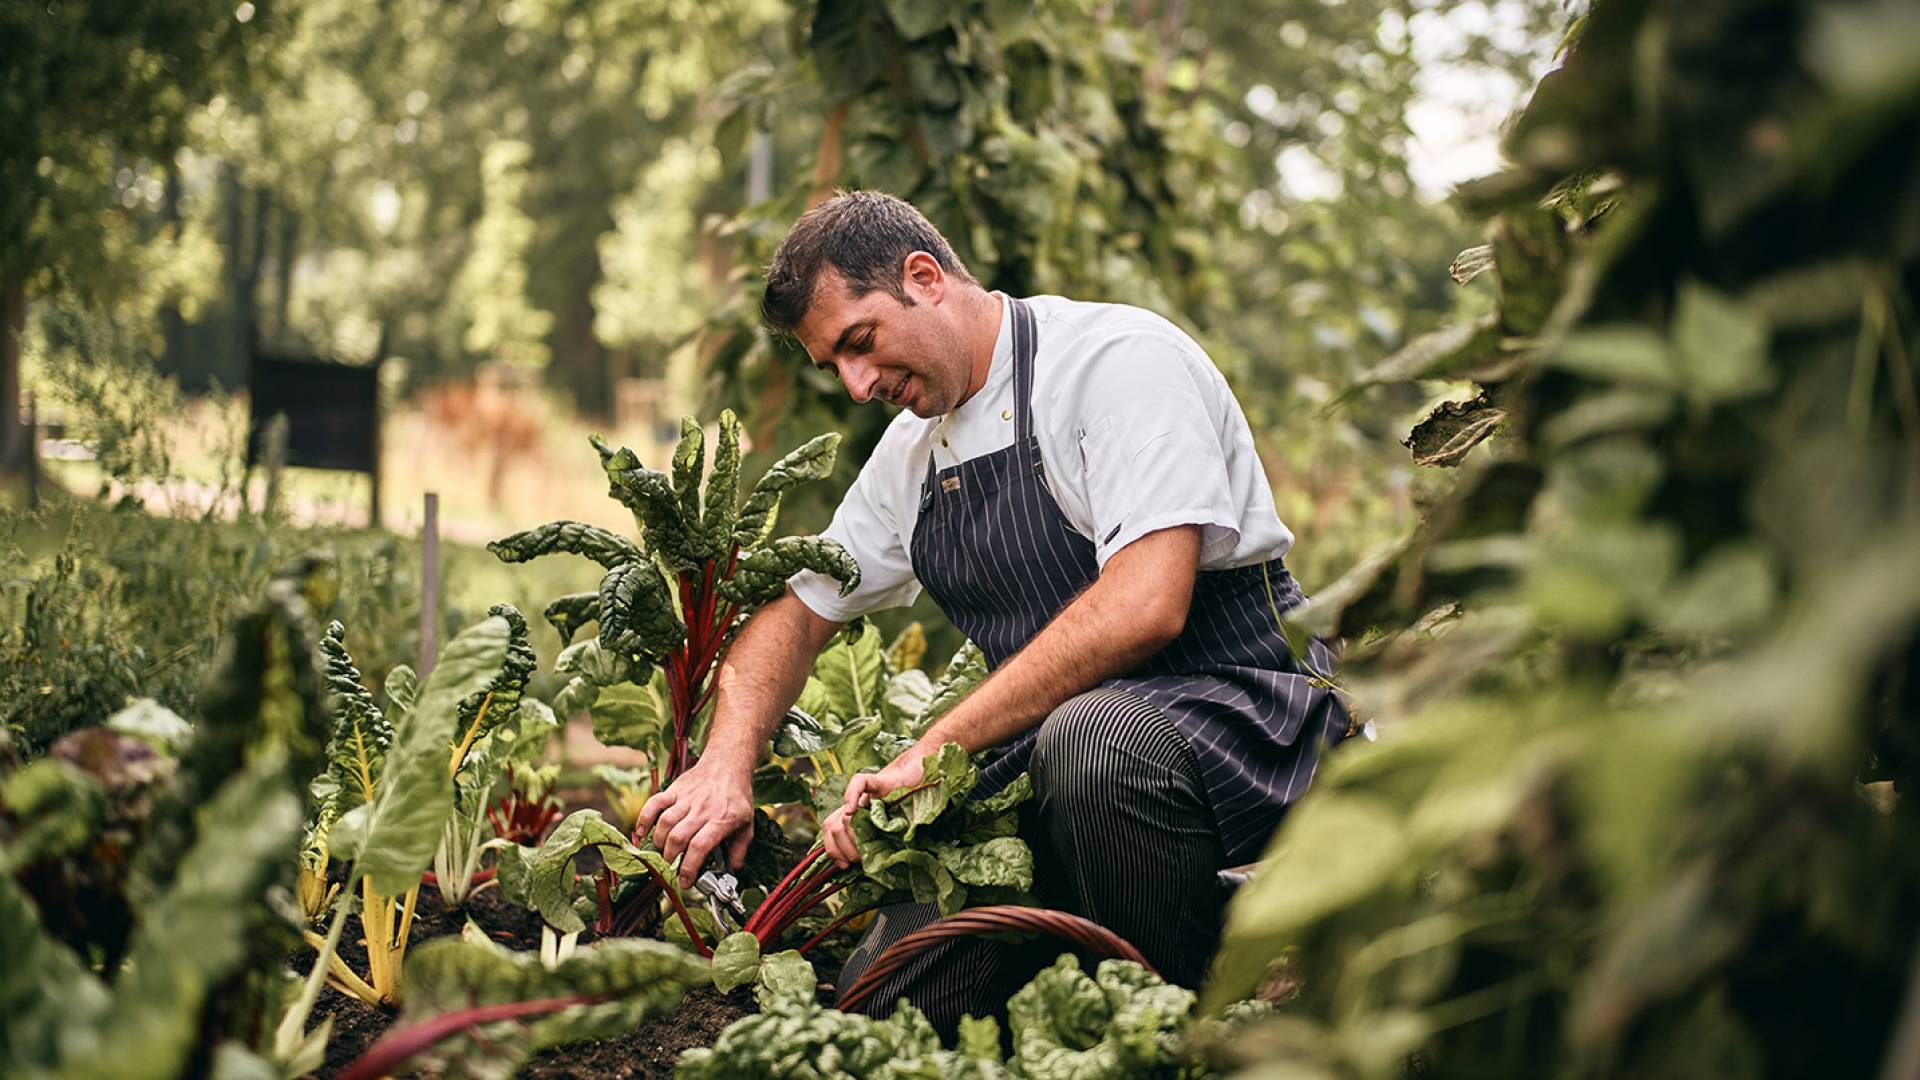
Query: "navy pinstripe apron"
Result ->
[[908, 297, 1347, 864]]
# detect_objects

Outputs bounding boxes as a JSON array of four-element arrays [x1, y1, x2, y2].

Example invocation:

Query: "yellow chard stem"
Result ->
[[448, 691, 496, 776], [392, 883, 422, 980], [362, 878, 392, 998], [299, 929, 384, 1006]]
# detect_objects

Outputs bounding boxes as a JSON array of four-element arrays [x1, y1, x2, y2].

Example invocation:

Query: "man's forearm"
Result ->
[[912, 526, 1200, 757], [700, 590, 842, 773]]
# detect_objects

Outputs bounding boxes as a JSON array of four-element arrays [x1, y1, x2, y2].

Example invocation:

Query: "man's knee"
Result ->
[[1030, 688, 1170, 807]]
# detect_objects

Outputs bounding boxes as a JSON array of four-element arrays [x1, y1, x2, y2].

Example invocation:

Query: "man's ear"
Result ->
[[901, 250, 945, 302]]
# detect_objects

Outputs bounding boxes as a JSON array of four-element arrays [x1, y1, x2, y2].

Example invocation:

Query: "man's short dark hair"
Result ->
[[761, 190, 978, 335]]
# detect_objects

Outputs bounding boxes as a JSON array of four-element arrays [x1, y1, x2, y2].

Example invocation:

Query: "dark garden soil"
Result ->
[[292, 882, 760, 1078]]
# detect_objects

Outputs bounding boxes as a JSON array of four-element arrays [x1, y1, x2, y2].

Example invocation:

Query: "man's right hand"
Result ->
[[637, 760, 754, 888]]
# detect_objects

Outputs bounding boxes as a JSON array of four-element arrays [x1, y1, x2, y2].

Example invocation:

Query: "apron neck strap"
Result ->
[[1009, 296, 1038, 445]]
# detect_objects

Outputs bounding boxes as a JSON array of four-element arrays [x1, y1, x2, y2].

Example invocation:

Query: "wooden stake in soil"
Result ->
[[420, 491, 439, 678]]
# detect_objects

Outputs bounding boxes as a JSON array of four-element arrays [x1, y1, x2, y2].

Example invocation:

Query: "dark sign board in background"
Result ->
[[247, 353, 382, 523]]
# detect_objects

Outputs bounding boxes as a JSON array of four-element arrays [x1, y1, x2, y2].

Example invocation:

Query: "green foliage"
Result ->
[[680, 952, 1219, 1079], [1215, 0, 1920, 1075], [500, 807, 681, 935], [493, 412, 856, 791], [0, 582, 331, 1079], [1008, 955, 1200, 1080], [386, 931, 713, 1080], [321, 621, 393, 809], [0, 0, 270, 290], [675, 992, 1010, 1080], [332, 611, 519, 897], [1, 498, 423, 759], [848, 745, 1034, 916]]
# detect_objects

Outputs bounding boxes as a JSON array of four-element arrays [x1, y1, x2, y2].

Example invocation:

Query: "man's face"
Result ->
[[791, 264, 972, 418]]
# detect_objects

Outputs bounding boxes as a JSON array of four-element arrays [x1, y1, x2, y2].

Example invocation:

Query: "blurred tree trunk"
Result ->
[[0, 273, 21, 470], [272, 202, 298, 345], [546, 248, 611, 419], [159, 164, 189, 381], [222, 164, 268, 376]]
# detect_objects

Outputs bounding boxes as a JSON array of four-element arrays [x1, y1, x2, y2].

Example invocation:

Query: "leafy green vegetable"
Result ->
[[1008, 956, 1199, 1079], [711, 930, 762, 993], [849, 745, 1033, 915], [321, 620, 393, 810], [675, 996, 1011, 1080], [338, 612, 517, 897], [753, 950, 818, 1010], [351, 932, 712, 1080], [487, 520, 642, 570], [493, 413, 858, 866], [681, 953, 1215, 1079], [731, 432, 841, 549]]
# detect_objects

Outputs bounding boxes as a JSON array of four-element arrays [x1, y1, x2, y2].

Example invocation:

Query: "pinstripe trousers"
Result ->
[[833, 686, 1227, 1036]]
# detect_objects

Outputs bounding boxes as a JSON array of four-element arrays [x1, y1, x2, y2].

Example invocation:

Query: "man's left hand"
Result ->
[[821, 747, 928, 866]]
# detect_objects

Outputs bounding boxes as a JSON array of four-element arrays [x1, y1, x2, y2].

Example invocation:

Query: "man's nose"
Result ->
[[841, 359, 881, 403]]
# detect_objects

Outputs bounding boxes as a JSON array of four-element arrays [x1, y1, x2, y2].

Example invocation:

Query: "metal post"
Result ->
[[748, 129, 773, 204], [419, 492, 439, 678]]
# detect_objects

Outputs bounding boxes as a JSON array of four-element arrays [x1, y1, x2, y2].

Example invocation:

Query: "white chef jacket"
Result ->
[[789, 293, 1294, 624]]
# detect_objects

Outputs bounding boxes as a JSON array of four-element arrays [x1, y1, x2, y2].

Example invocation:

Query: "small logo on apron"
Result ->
[[941, 477, 962, 493]]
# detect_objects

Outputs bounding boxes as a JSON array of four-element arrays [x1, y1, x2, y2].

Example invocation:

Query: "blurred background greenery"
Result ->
[[2, 0, 1564, 572]]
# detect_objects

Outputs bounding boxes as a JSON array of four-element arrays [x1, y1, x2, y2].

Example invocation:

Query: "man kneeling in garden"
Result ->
[[640, 190, 1346, 1030]]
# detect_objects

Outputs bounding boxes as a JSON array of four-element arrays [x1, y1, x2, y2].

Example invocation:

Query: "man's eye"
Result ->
[[852, 334, 874, 353]]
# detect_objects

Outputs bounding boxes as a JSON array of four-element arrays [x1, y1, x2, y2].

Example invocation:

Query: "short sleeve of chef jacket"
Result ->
[[1049, 320, 1244, 568]]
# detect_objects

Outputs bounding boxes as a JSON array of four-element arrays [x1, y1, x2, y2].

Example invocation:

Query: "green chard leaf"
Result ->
[[321, 621, 394, 810], [846, 744, 1034, 916], [520, 809, 682, 933], [345, 613, 515, 897], [754, 950, 818, 1011], [451, 604, 537, 764], [701, 410, 743, 557], [593, 434, 700, 569], [711, 930, 762, 993], [719, 535, 862, 608], [486, 520, 643, 571], [598, 560, 687, 660], [1007, 956, 1197, 1080], [542, 592, 602, 645], [917, 641, 988, 732], [556, 637, 644, 690], [677, 996, 1010, 1080], [810, 620, 887, 725], [393, 933, 710, 1080], [732, 432, 841, 550], [671, 416, 706, 532], [587, 669, 672, 752]]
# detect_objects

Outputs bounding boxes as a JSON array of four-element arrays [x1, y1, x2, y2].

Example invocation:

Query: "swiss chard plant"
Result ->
[[283, 604, 536, 1020], [490, 410, 858, 804], [500, 740, 1032, 993], [712, 741, 1034, 992]]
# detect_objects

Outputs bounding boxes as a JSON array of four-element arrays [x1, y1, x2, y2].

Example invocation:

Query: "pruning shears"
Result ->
[[693, 852, 745, 933]]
